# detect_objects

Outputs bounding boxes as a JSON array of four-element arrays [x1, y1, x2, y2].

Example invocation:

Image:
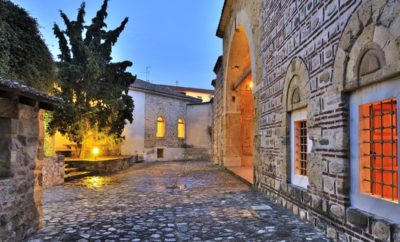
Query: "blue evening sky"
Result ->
[[12, 0, 224, 89]]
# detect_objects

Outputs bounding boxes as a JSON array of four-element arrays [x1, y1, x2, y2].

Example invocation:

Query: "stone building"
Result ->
[[0, 76, 60, 241], [121, 79, 213, 161], [213, 0, 400, 241]]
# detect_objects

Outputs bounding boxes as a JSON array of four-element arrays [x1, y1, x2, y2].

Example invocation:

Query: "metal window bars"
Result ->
[[295, 120, 308, 176], [300, 121, 308, 176], [359, 98, 398, 202]]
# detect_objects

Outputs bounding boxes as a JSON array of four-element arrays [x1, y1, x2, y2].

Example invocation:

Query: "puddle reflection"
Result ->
[[77, 176, 118, 189]]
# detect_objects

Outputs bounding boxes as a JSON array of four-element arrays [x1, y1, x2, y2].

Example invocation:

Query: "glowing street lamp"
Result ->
[[92, 147, 100, 160]]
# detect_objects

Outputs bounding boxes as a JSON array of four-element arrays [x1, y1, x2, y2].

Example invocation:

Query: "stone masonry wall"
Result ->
[[0, 104, 43, 241], [256, 2, 358, 239], [144, 93, 189, 149], [212, 60, 224, 165], [42, 156, 64, 189], [217, 0, 400, 241]]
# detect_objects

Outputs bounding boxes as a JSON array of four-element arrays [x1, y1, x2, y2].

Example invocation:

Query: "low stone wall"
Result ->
[[66, 156, 133, 174], [42, 156, 64, 188]]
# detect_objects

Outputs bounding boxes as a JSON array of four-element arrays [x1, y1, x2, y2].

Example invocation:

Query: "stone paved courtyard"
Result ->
[[28, 161, 329, 242]]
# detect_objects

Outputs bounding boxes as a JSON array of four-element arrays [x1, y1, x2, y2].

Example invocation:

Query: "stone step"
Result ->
[[64, 171, 93, 182], [184, 149, 211, 154], [64, 167, 79, 174], [184, 148, 212, 161], [185, 151, 210, 155]]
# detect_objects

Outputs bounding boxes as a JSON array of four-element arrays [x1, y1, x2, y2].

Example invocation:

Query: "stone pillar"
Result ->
[[34, 110, 45, 228], [0, 104, 44, 241]]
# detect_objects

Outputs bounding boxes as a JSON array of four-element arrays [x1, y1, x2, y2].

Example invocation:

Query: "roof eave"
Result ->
[[213, 56, 223, 74], [157, 85, 215, 95], [0, 76, 62, 111], [216, 0, 232, 38], [130, 86, 202, 103]]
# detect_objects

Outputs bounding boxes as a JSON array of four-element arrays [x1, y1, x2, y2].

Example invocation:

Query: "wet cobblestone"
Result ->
[[28, 161, 329, 241]]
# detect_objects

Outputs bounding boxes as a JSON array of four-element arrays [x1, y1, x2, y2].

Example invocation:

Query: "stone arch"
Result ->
[[333, 0, 400, 92], [281, 58, 311, 112], [355, 42, 386, 78], [222, 9, 256, 184], [225, 9, 257, 85], [280, 57, 311, 183]]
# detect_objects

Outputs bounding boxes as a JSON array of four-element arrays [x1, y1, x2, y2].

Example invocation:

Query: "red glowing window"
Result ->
[[295, 120, 307, 176], [359, 98, 398, 202]]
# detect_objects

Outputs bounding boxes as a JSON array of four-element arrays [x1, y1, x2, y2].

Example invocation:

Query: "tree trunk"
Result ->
[[79, 144, 87, 159]]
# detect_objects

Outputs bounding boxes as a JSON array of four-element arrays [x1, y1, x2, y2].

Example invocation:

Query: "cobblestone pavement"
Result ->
[[28, 161, 329, 242]]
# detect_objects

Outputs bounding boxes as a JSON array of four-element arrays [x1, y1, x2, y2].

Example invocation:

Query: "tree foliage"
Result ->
[[0, 0, 56, 91], [48, 0, 136, 153]]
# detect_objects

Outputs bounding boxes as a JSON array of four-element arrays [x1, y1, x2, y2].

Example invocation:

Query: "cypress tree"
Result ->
[[49, 0, 136, 157]]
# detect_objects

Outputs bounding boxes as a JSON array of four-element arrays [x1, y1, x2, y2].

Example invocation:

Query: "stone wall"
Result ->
[[144, 93, 191, 161], [143, 92, 213, 161], [216, 0, 400, 241], [212, 57, 224, 165], [42, 156, 64, 189], [0, 104, 43, 242], [186, 103, 212, 149], [66, 156, 133, 174], [144, 93, 189, 149]]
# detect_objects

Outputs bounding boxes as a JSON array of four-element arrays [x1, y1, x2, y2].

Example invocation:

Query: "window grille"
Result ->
[[359, 98, 398, 202], [295, 120, 307, 176]]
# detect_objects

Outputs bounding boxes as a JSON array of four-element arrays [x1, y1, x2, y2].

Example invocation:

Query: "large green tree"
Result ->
[[0, 0, 56, 91], [48, 0, 136, 157]]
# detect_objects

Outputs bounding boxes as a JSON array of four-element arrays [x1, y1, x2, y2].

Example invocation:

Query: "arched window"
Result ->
[[156, 116, 165, 138], [178, 118, 185, 139], [282, 59, 311, 190]]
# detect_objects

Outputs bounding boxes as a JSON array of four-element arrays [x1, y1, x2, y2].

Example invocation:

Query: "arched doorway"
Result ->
[[224, 26, 255, 184]]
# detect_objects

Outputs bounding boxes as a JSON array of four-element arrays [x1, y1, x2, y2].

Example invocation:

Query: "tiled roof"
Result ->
[[0, 76, 62, 105], [157, 84, 214, 95], [131, 79, 202, 103]]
